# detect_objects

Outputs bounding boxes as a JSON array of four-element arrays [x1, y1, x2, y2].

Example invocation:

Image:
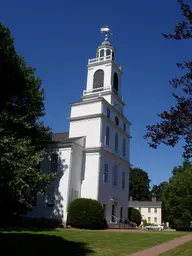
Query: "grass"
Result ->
[[0, 228, 188, 256], [160, 241, 192, 256]]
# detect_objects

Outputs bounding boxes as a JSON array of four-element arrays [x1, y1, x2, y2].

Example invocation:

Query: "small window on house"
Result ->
[[154, 217, 157, 223], [148, 208, 151, 213], [107, 108, 110, 119], [154, 208, 157, 213], [115, 133, 118, 151], [123, 138, 126, 156], [123, 123, 126, 132], [100, 49, 104, 57], [105, 126, 110, 146], [115, 116, 119, 126], [103, 164, 108, 183], [51, 153, 58, 173], [122, 172, 125, 189], [148, 217, 151, 223], [113, 165, 118, 187]]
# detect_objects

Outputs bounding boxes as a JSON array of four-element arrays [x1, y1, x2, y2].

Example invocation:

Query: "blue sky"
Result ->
[[1, 0, 190, 186]]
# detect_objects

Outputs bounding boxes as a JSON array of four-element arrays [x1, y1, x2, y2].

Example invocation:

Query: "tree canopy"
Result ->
[[0, 24, 54, 221], [151, 182, 168, 201], [163, 160, 192, 229], [129, 167, 151, 201], [144, 0, 192, 159]]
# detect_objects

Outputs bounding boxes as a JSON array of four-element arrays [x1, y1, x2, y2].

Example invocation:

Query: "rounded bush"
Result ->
[[67, 198, 105, 229], [128, 207, 141, 226]]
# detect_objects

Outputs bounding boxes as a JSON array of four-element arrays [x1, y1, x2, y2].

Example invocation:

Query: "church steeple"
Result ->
[[82, 26, 124, 114]]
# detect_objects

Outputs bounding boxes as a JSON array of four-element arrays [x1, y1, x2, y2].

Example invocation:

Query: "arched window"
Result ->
[[93, 69, 104, 89], [115, 116, 119, 126], [105, 126, 110, 146], [115, 133, 118, 151], [113, 72, 119, 93], [106, 49, 111, 56], [51, 152, 58, 173], [100, 49, 104, 57]]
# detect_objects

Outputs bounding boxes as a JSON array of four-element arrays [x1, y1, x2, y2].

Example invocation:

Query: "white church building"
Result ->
[[30, 27, 131, 225]]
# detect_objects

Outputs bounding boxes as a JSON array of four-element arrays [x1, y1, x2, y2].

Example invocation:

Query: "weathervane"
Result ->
[[100, 25, 112, 41]]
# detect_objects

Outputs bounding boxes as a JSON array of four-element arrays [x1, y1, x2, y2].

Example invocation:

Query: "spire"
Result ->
[[100, 25, 112, 46]]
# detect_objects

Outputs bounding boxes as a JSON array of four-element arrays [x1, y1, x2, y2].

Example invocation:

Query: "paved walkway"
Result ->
[[129, 234, 192, 256]]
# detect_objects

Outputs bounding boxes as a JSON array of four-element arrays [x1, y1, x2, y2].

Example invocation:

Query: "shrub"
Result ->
[[67, 198, 105, 229], [128, 207, 141, 226], [143, 219, 148, 227]]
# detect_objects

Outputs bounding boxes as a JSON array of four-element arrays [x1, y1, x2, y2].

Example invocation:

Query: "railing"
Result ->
[[88, 55, 112, 65], [111, 215, 125, 228], [83, 86, 111, 95]]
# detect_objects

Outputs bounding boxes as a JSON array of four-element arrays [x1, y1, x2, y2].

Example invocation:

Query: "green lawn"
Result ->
[[160, 241, 192, 256], [0, 229, 188, 256]]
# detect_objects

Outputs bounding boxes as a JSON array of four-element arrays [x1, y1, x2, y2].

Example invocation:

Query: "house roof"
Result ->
[[128, 201, 162, 208]]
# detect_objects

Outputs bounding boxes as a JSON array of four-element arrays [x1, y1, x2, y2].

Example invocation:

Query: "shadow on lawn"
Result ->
[[0, 232, 94, 255]]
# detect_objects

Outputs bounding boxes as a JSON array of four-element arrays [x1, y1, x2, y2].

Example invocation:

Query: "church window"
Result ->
[[113, 165, 118, 187], [103, 164, 108, 183], [93, 69, 104, 89], [115, 133, 118, 152], [123, 123, 126, 132], [115, 116, 119, 126], [122, 172, 125, 189], [106, 49, 111, 56], [123, 138, 126, 156], [107, 108, 110, 119], [50, 152, 58, 173], [105, 126, 110, 146], [113, 72, 119, 93], [100, 49, 104, 57]]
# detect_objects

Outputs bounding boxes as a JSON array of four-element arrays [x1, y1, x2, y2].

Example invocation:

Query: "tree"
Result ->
[[163, 161, 192, 229], [128, 207, 141, 226], [151, 182, 168, 201], [0, 24, 54, 221], [144, 0, 192, 159], [129, 167, 151, 201]]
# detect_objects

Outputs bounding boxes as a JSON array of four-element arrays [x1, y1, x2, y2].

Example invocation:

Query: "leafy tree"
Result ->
[[151, 182, 168, 201], [129, 167, 151, 201], [163, 160, 192, 228], [128, 207, 141, 226], [144, 0, 192, 159], [0, 24, 54, 221]]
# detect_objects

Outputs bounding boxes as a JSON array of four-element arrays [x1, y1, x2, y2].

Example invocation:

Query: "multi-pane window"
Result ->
[[123, 138, 126, 156], [105, 126, 110, 146], [107, 108, 110, 119], [50, 153, 58, 173], [103, 164, 108, 183], [122, 172, 125, 189], [115, 133, 118, 151], [123, 123, 126, 132], [154, 208, 157, 213], [148, 208, 151, 213], [113, 165, 118, 187], [154, 217, 157, 223], [148, 217, 151, 223]]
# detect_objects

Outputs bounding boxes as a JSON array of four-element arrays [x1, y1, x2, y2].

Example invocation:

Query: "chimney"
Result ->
[[129, 196, 133, 201], [152, 197, 156, 202]]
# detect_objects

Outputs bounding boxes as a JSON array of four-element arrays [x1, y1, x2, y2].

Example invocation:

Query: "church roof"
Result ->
[[52, 132, 84, 144]]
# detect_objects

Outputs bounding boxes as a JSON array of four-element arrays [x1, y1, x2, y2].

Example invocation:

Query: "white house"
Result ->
[[128, 196, 162, 225], [30, 26, 131, 225]]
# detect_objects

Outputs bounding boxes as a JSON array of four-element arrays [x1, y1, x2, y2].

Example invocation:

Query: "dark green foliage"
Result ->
[[67, 198, 105, 229], [129, 167, 151, 201], [128, 207, 141, 226], [0, 23, 54, 221], [144, 0, 192, 158], [163, 160, 192, 228], [151, 182, 168, 201]]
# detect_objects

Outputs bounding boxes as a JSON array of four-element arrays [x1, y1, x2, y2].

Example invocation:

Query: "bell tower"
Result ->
[[82, 26, 125, 114]]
